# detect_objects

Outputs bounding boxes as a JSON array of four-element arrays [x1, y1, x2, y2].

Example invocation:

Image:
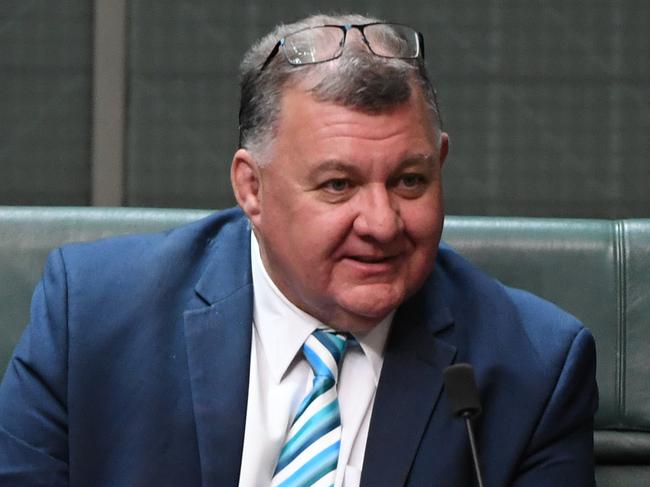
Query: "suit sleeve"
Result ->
[[513, 326, 598, 487], [0, 249, 69, 486]]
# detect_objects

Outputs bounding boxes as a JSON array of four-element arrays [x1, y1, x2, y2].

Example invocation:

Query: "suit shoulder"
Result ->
[[436, 244, 590, 362], [58, 207, 247, 265], [49, 207, 249, 303]]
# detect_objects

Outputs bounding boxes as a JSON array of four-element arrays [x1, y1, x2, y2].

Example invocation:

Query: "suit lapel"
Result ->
[[361, 274, 456, 487], [183, 216, 254, 487]]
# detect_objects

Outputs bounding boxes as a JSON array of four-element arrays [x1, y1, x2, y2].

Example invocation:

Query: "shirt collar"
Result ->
[[352, 312, 393, 384], [250, 231, 393, 385]]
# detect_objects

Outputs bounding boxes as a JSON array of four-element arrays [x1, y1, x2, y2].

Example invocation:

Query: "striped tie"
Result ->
[[271, 329, 349, 487]]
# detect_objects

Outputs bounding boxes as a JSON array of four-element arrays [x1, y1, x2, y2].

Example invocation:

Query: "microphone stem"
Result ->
[[464, 416, 485, 487]]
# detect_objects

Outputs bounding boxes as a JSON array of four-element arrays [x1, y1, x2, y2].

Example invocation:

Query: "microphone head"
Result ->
[[443, 363, 482, 419]]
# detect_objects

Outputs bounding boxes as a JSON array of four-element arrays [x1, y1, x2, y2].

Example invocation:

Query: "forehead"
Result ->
[[273, 83, 438, 152]]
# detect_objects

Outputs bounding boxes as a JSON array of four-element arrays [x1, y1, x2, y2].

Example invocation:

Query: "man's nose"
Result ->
[[352, 186, 403, 242]]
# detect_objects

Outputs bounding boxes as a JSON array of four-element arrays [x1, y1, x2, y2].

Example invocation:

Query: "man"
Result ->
[[0, 13, 597, 487]]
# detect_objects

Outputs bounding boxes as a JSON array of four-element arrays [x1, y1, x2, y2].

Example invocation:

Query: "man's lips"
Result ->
[[341, 253, 404, 273], [338, 252, 405, 278], [348, 254, 398, 264]]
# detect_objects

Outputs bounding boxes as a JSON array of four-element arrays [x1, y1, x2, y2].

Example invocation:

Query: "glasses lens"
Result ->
[[282, 26, 345, 65], [364, 23, 420, 59]]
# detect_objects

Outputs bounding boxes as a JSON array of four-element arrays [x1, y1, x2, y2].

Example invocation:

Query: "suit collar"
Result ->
[[361, 266, 456, 486], [193, 212, 252, 306], [184, 214, 253, 486]]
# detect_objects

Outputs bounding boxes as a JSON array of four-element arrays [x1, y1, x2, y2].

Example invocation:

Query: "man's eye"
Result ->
[[399, 174, 425, 188], [323, 179, 349, 192]]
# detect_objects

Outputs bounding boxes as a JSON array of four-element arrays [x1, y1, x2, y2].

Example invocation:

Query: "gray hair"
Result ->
[[238, 13, 442, 164]]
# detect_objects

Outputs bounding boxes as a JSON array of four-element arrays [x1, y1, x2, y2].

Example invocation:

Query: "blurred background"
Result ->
[[1, 0, 648, 217]]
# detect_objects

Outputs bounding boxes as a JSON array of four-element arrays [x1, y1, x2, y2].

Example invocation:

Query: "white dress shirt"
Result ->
[[238, 232, 393, 487]]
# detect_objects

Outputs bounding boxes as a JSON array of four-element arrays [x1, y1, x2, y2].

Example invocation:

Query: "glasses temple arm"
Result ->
[[260, 40, 282, 71]]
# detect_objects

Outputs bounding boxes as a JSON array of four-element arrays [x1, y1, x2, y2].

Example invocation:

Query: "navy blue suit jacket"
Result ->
[[0, 208, 597, 486]]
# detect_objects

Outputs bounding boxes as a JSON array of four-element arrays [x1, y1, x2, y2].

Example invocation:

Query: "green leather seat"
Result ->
[[1, 207, 649, 485]]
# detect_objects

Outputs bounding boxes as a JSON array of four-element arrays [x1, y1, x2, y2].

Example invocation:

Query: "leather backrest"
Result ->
[[1, 207, 649, 478]]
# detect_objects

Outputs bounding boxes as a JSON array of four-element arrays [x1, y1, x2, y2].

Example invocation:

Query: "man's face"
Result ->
[[233, 84, 448, 332]]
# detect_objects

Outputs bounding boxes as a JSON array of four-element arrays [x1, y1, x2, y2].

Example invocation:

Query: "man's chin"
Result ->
[[329, 289, 404, 331]]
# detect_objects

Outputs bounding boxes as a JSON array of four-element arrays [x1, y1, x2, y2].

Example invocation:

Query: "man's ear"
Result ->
[[231, 148, 262, 223], [438, 132, 450, 167]]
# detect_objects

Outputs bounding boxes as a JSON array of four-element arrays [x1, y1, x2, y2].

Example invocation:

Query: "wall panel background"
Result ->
[[2, 1, 649, 217], [0, 1, 93, 205]]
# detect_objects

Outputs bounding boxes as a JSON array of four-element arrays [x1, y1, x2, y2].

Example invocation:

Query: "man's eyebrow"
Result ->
[[307, 155, 437, 179], [394, 154, 437, 170], [313, 155, 436, 171], [309, 160, 361, 175]]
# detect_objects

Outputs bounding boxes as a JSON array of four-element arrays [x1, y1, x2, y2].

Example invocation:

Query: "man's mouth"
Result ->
[[348, 255, 397, 264]]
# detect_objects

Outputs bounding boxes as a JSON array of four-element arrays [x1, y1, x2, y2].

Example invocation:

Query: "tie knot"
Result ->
[[303, 329, 349, 382]]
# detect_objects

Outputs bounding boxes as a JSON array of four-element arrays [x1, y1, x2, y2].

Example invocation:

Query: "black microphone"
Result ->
[[443, 363, 485, 487]]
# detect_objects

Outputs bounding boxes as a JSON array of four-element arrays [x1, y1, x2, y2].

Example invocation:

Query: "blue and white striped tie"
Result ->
[[271, 329, 349, 487]]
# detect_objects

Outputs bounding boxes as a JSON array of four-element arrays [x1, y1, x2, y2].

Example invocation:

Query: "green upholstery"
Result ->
[[1, 206, 649, 485]]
